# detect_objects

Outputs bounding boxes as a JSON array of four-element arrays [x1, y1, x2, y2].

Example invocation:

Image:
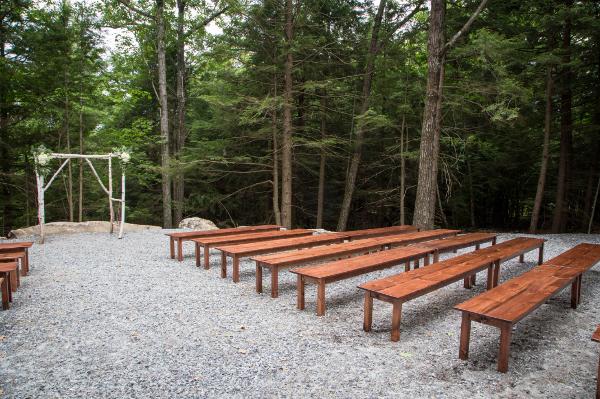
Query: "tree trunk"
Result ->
[[337, 0, 386, 232], [174, 0, 186, 227], [316, 90, 327, 229], [157, 0, 172, 229], [79, 61, 83, 222], [281, 0, 294, 230], [466, 138, 476, 229], [530, 33, 554, 234], [65, 66, 73, 222], [552, 8, 572, 234], [272, 73, 282, 226]]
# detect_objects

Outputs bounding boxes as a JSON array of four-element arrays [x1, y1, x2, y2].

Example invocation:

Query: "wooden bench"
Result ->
[[0, 242, 33, 276], [0, 251, 24, 289], [252, 239, 387, 298], [166, 225, 282, 261], [193, 229, 314, 269], [358, 237, 547, 342], [291, 246, 433, 316], [343, 225, 421, 241], [455, 243, 600, 373], [0, 277, 5, 311], [412, 232, 499, 263], [0, 262, 19, 309], [372, 229, 460, 252], [217, 233, 349, 282], [592, 324, 600, 399]]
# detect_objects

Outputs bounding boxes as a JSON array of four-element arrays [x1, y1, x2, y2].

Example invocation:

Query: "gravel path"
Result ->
[[0, 230, 599, 398]]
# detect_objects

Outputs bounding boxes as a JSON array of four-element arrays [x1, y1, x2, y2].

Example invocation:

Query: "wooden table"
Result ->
[[0, 242, 33, 276], [193, 229, 314, 269], [166, 225, 282, 261], [343, 225, 421, 241], [217, 233, 349, 282], [592, 324, 600, 399], [253, 239, 386, 298], [412, 232, 498, 263]]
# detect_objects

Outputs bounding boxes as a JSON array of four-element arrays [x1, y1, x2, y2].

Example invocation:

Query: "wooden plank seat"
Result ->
[[412, 232, 499, 263], [291, 246, 433, 316], [217, 233, 349, 283], [166, 225, 282, 261], [455, 243, 600, 373], [372, 229, 461, 252], [193, 229, 314, 269], [0, 241, 33, 276], [0, 262, 19, 310], [0, 250, 24, 288], [252, 239, 388, 298], [358, 237, 548, 342], [592, 324, 600, 399], [343, 225, 421, 242]]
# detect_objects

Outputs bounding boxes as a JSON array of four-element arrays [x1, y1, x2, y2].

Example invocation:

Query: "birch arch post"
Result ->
[[34, 149, 130, 244]]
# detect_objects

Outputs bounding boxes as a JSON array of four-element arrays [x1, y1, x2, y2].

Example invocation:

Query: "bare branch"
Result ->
[[440, 0, 490, 58], [116, 0, 155, 21], [186, 6, 230, 38]]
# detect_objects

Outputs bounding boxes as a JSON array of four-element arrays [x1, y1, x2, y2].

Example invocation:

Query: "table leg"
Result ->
[[464, 277, 471, 289], [571, 278, 579, 309], [493, 260, 500, 288], [178, 239, 183, 262], [423, 254, 430, 266], [577, 274, 582, 305], [16, 261, 20, 287], [11, 269, 17, 292], [297, 275, 305, 310], [498, 322, 513, 373], [170, 238, 175, 259], [317, 281, 326, 316], [390, 300, 403, 342], [24, 249, 29, 275], [271, 267, 278, 298], [538, 243, 544, 265], [433, 250, 439, 263], [486, 264, 494, 290], [0, 274, 8, 310], [519, 254, 524, 263], [363, 292, 373, 332], [470, 273, 476, 286], [221, 252, 227, 278], [459, 312, 471, 360], [256, 263, 263, 293]]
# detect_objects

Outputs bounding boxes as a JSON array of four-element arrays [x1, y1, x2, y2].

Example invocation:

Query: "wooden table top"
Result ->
[[0, 242, 34, 250], [0, 262, 19, 272], [454, 264, 576, 324], [544, 243, 600, 270], [165, 225, 282, 238], [217, 233, 348, 255], [468, 237, 546, 261], [343, 225, 422, 240], [371, 229, 460, 247], [0, 250, 26, 260], [192, 229, 313, 246], [413, 232, 498, 251]]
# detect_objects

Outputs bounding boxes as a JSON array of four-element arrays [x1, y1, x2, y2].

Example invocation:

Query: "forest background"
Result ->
[[1, 0, 598, 236]]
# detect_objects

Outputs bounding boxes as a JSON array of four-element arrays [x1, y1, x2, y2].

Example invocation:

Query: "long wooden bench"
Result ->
[[0, 242, 33, 276], [252, 239, 387, 298], [193, 229, 314, 269], [593, 324, 600, 399], [0, 252, 23, 289], [357, 237, 547, 342], [217, 233, 349, 282], [372, 229, 460, 252], [292, 246, 433, 316], [166, 225, 282, 261], [343, 225, 421, 241], [0, 276, 5, 310], [412, 232, 499, 263], [455, 243, 600, 373], [0, 262, 19, 309]]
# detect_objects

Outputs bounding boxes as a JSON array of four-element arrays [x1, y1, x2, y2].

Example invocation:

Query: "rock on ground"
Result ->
[[178, 217, 218, 230]]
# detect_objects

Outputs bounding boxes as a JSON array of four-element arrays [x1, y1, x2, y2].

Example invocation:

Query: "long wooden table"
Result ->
[[193, 229, 314, 269], [166, 225, 283, 261], [217, 233, 349, 282], [0, 242, 33, 276]]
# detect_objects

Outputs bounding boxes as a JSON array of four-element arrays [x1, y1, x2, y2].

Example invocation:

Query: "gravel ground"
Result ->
[[0, 229, 599, 398]]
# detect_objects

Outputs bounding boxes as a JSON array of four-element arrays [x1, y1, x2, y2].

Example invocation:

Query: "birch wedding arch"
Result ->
[[33, 145, 130, 244]]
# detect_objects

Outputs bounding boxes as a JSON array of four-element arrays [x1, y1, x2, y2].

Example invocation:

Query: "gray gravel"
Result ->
[[0, 230, 599, 398]]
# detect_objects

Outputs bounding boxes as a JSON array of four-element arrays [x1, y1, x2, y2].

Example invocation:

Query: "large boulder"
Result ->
[[178, 217, 218, 230], [8, 221, 161, 238]]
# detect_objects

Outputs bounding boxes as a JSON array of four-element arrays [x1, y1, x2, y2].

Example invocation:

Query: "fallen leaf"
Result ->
[[189, 376, 201, 382], [128, 318, 136, 321], [446, 332, 455, 337], [131, 331, 138, 335], [239, 326, 246, 330], [399, 352, 413, 358], [0, 389, 4, 394], [174, 311, 181, 314], [427, 333, 433, 337], [237, 349, 247, 354], [0, 336, 6, 340], [224, 334, 233, 338], [117, 265, 124, 267]]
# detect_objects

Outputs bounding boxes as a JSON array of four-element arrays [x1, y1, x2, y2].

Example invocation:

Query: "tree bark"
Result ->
[[316, 90, 327, 229], [157, 0, 172, 229], [174, 0, 186, 227], [530, 33, 553, 234], [336, 0, 387, 232], [281, 0, 294, 230], [65, 59, 73, 222], [413, 0, 489, 230], [272, 72, 282, 226]]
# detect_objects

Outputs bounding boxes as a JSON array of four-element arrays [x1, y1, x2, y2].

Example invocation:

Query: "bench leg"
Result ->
[[538, 243, 544, 265], [170, 238, 175, 259], [178, 239, 183, 262], [463, 277, 471, 289], [423, 254, 430, 266], [204, 245, 211, 270], [493, 260, 500, 288], [577, 274, 582, 305], [271, 267, 278, 298], [363, 292, 373, 332], [11, 269, 17, 292], [16, 262, 20, 287], [459, 312, 471, 360], [391, 300, 402, 342], [498, 322, 513, 373], [405, 262, 410, 272], [433, 251, 439, 263], [297, 275, 305, 310], [475, 244, 480, 250], [519, 254, 524, 263], [317, 281, 326, 316], [414, 259, 420, 269], [470, 273, 476, 286], [233, 255, 240, 283], [486, 264, 494, 290], [221, 253, 227, 278], [24, 249, 29, 275], [1, 274, 8, 310], [195, 242, 201, 267]]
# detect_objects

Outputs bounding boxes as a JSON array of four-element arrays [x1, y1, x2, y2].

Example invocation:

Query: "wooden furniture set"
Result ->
[[455, 243, 600, 373], [0, 241, 33, 310]]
